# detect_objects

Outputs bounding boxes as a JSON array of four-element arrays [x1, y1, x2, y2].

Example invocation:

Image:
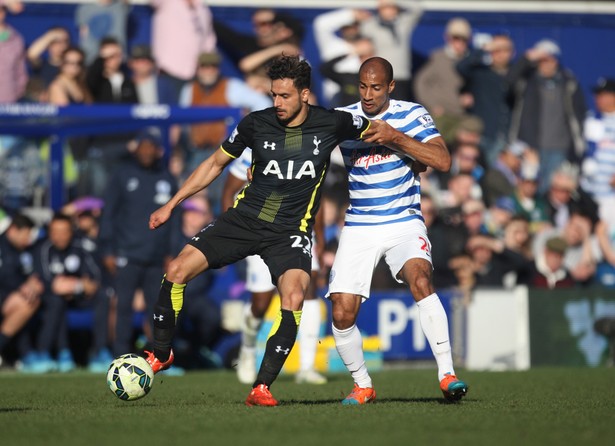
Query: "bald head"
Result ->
[[359, 57, 394, 84]]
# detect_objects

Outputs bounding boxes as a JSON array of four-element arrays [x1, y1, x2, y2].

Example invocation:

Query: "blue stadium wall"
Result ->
[[7, 3, 615, 110]]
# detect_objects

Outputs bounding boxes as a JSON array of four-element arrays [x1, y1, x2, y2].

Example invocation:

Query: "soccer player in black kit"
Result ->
[[147, 54, 378, 406]]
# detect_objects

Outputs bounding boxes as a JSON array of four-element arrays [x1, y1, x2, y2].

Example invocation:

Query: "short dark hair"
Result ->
[[360, 57, 394, 85], [99, 36, 121, 49], [50, 212, 73, 226], [266, 55, 311, 91], [62, 46, 85, 61], [9, 213, 35, 230]]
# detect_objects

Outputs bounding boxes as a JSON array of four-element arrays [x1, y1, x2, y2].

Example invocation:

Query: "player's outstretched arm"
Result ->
[[362, 119, 451, 172], [149, 148, 233, 229]]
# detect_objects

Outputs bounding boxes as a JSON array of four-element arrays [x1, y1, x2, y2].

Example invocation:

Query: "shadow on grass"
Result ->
[[280, 397, 471, 406], [281, 399, 349, 405], [378, 397, 472, 405], [0, 407, 33, 413], [113, 403, 160, 408]]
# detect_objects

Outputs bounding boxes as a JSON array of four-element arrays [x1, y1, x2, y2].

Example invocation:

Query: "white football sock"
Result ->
[[298, 299, 321, 372], [241, 302, 263, 349], [332, 324, 372, 388], [416, 293, 455, 381]]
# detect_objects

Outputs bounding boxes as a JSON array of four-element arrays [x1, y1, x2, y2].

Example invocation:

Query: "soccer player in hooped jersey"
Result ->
[[329, 57, 469, 404], [146, 55, 375, 407]]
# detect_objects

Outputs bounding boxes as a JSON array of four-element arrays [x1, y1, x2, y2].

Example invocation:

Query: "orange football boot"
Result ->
[[144, 349, 174, 374], [342, 384, 376, 405], [440, 373, 468, 401]]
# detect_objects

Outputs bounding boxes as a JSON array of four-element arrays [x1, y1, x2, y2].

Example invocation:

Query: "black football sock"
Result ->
[[254, 309, 302, 388], [153, 278, 185, 362]]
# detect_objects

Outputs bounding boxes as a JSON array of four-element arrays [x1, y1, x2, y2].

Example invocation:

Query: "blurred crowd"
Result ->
[[2, 0, 615, 371]]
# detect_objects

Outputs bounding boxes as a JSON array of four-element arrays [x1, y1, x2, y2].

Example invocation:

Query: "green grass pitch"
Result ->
[[1, 367, 614, 446]]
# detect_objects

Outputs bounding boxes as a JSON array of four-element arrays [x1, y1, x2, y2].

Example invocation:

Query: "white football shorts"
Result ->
[[327, 219, 432, 300]]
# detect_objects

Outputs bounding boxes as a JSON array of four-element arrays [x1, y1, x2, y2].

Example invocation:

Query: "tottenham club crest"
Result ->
[[313, 135, 321, 155]]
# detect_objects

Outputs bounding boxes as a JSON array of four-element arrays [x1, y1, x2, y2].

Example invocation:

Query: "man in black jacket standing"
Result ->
[[98, 128, 178, 357], [508, 38, 587, 193]]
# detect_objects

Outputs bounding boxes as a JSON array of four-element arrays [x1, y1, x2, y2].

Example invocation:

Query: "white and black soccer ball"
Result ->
[[106, 354, 154, 401]]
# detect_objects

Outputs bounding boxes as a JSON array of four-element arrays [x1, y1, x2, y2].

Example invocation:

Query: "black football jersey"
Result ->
[[221, 105, 369, 232]]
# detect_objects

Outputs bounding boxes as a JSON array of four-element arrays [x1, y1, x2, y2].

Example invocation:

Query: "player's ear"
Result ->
[[300, 88, 310, 103], [388, 80, 396, 95]]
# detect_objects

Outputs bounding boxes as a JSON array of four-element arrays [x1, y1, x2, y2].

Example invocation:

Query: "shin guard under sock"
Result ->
[[416, 293, 455, 381], [332, 324, 372, 388], [153, 278, 185, 362], [255, 308, 301, 387], [298, 299, 321, 372], [241, 302, 263, 349]]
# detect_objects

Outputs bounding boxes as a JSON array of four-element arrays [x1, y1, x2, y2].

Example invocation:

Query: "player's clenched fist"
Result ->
[[361, 119, 397, 145], [149, 204, 172, 230]]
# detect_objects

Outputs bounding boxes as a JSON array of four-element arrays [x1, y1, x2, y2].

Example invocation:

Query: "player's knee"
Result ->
[[280, 289, 304, 311], [165, 258, 190, 284], [332, 317, 354, 330], [331, 306, 355, 329], [410, 274, 434, 300]]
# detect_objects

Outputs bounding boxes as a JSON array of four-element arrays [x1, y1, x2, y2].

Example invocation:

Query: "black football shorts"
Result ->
[[188, 207, 313, 285]]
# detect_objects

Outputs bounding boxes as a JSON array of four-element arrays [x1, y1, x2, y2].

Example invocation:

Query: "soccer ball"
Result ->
[[106, 354, 154, 401]]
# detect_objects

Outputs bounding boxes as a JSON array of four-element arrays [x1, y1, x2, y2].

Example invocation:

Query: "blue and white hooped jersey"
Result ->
[[228, 147, 253, 182], [337, 100, 440, 226]]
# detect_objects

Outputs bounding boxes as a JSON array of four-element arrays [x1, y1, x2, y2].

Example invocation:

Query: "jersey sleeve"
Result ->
[[220, 114, 254, 159], [406, 105, 440, 142], [335, 110, 370, 141]]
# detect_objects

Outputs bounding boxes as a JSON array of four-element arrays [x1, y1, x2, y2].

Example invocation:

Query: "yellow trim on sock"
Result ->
[[266, 309, 303, 340], [267, 310, 283, 341], [170, 282, 186, 320], [292, 310, 302, 326]]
